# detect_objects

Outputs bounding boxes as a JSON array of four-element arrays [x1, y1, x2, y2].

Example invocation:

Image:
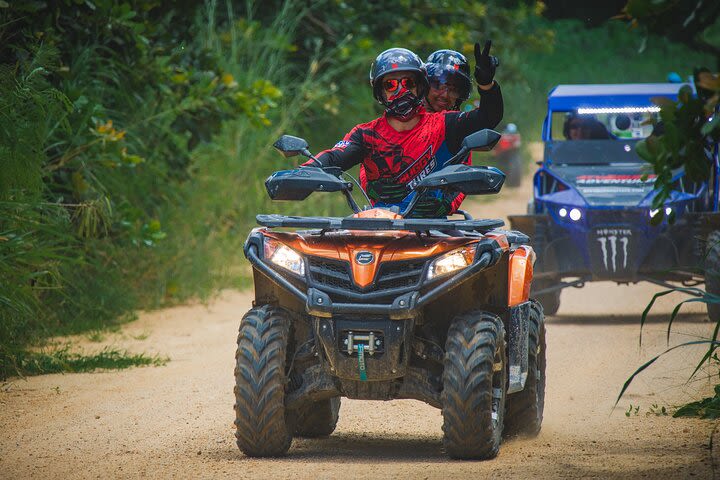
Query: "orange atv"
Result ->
[[234, 131, 546, 460]]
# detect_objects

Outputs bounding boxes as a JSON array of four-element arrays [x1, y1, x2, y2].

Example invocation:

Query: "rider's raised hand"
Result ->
[[473, 40, 500, 87]]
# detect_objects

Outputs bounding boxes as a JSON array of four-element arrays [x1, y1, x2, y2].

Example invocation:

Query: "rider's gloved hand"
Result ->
[[473, 40, 500, 88]]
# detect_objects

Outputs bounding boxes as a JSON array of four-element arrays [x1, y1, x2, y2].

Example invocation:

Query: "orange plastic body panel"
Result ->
[[508, 245, 536, 307], [485, 232, 510, 252], [261, 228, 478, 289]]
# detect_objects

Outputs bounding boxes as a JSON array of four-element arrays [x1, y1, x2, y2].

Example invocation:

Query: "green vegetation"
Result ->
[[612, 3, 720, 420], [1, 1, 715, 379], [10, 347, 167, 376]]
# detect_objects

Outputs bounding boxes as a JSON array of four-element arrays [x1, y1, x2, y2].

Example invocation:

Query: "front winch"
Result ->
[[342, 330, 384, 356], [314, 317, 412, 381]]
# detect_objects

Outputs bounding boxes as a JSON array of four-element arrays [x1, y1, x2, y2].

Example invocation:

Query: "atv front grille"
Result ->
[[307, 256, 426, 299], [376, 260, 426, 290], [307, 257, 355, 291]]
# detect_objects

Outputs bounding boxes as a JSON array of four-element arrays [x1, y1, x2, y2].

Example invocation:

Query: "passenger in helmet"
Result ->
[[424, 49, 473, 113], [413, 49, 475, 216], [306, 43, 503, 218]]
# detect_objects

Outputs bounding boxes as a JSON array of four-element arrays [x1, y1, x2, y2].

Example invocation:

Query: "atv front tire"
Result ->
[[705, 230, 720, 323], [504, 300, 546, 437], [290, 397, 341, 438], [234, 305, 292, 457], [442, 311, 506, 460]]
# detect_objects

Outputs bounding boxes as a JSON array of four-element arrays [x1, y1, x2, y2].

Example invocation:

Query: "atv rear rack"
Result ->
[[256, 214, 505, 233]]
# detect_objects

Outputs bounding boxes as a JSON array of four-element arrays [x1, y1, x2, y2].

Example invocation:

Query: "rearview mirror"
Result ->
[[461, 129, 501, 152], [273, 135, 310, 158]]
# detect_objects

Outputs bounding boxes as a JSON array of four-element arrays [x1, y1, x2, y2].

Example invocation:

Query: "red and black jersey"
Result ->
[[310, 83, 503, 216]]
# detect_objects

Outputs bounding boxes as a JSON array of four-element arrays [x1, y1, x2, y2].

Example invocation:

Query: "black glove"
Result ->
[[474, 40, 500, 87]]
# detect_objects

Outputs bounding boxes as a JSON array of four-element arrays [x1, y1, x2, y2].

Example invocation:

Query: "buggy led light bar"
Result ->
[[576, 107, 661, 114]]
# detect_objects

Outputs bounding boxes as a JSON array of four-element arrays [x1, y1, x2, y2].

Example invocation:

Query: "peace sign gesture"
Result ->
[[473, 40, 500, 87]]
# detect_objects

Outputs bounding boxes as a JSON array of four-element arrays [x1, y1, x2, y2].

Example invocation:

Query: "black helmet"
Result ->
[[425, 49, 472, 107], [369, 47, 429, 105]]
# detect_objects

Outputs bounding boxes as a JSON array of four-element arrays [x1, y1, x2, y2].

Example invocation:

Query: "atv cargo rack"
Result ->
[[256, 214, 507, 233]]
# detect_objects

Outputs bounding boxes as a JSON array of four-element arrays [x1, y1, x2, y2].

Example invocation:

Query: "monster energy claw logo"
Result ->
[[596, 228, 632, 272]]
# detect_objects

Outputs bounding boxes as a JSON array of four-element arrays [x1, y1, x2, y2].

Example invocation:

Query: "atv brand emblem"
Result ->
[[595, 228, 632, 272], [355, 251, 375, 265]]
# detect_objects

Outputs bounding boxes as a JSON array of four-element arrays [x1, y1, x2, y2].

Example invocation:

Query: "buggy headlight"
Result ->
[[264, 239, 305, 276], [427, 246, 476, 280], [557, 206, 582, 221]]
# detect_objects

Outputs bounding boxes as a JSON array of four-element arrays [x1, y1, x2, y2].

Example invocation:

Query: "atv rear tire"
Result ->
[[706, 230, 720, 323], [504, 300, 546, 437], [234, 305, 292, 457], [290, 397, 341, 438], [442, 311, 506, 459]]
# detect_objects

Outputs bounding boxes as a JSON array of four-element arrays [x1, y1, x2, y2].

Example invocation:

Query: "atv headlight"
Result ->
[[427, 246, 476, 280], [264, 239, 305, 276]]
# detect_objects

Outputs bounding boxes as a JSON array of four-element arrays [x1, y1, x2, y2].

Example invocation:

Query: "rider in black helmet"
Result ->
[[369, 47, 430, 122], [424, 49, 473, 112]]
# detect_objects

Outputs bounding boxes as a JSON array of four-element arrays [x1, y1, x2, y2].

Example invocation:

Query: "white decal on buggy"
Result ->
[[596, 229, 631, 272], [598, 237, 608, 270], [620, 237, 629, 269]]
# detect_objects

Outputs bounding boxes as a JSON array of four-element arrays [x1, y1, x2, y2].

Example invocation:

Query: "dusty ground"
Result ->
[[1, 146, 717, 479]]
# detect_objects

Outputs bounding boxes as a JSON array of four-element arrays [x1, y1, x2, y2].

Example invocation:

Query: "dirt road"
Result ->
[[1, 153, 717, 479]]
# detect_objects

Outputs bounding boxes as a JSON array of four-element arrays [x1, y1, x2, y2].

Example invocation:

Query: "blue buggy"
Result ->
[[508, 83, 720, 317]]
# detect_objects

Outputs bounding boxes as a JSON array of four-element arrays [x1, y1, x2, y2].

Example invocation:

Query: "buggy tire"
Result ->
[[706, 230, 720, 323], [442, 311, 506, 460], [234, 305, 292, 457], [504, 300, 546, 437], [534, 285, 560, 316], [290, 397, 341, 438]]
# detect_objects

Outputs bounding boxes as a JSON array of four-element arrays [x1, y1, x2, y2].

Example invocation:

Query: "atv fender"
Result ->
[[508, 246, 535, 307]]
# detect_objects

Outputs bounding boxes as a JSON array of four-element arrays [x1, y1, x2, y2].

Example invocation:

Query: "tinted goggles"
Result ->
[[382, 76, 417, 92]]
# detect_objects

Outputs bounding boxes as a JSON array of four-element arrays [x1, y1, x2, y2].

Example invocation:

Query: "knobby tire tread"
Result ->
[[442, 311, 506, 460], [291, 397, 341, 438], [234, 305, 292, 457]]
